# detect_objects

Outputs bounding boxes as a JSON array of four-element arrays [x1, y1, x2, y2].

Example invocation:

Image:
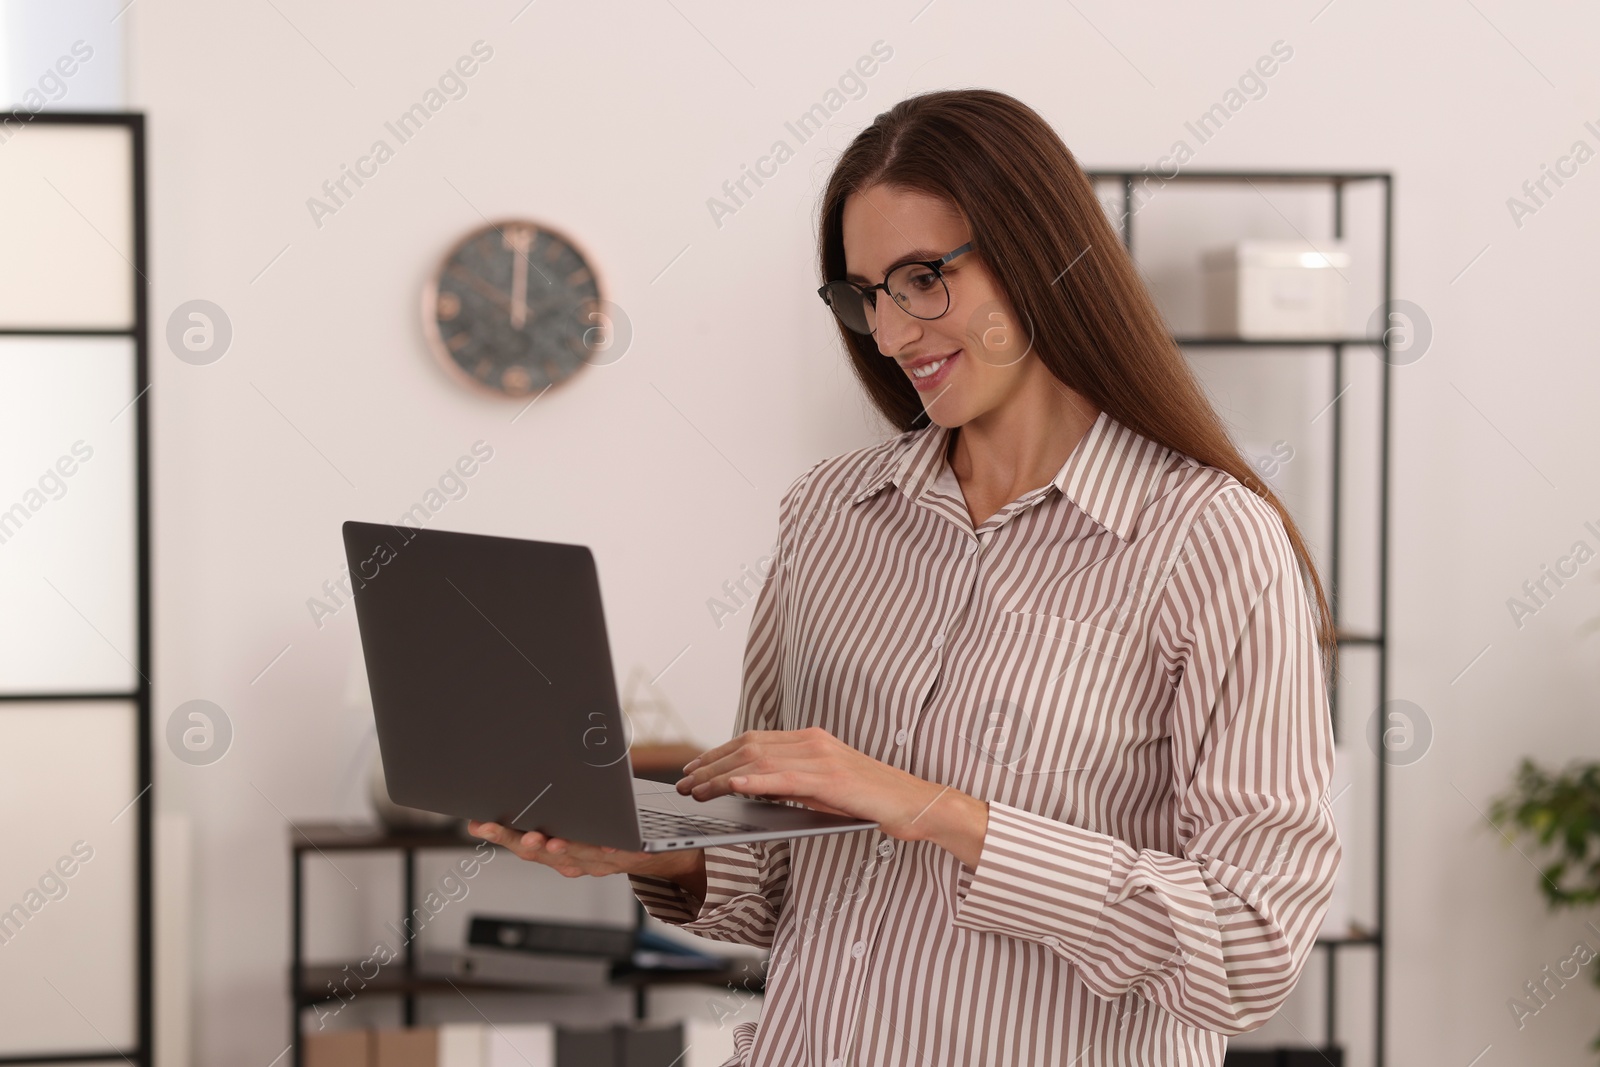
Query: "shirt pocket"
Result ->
[[964, 610, 1132, 810]]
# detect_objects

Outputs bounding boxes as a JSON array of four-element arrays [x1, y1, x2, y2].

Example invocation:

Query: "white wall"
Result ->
[[115, 1, 1600, 1064]]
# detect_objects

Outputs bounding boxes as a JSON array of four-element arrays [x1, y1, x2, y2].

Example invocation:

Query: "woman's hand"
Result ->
[[468, 820, 695, 883], [675, 725, 983, 849]]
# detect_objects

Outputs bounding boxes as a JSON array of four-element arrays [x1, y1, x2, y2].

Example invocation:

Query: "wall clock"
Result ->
[[422, 219, 604, 397]]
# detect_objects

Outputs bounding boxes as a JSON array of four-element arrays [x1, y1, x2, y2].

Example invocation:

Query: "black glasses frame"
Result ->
[[817, 241, 975, 335]]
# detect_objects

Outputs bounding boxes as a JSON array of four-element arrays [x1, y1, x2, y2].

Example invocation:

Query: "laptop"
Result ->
[[341, 520, 878, 853]]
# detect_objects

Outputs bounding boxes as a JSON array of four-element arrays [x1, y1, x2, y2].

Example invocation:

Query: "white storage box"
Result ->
[[1200, 239, 1350, 338]]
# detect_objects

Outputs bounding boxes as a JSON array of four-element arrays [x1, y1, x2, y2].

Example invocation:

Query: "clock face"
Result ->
[[422, 220, 603, 397]]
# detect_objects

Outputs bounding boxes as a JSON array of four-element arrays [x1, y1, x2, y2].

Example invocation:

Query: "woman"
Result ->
[[471, 88, 1341, 1066]]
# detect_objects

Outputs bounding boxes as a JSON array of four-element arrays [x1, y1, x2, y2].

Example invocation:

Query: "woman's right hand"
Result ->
[[468, 819, 698, 885]]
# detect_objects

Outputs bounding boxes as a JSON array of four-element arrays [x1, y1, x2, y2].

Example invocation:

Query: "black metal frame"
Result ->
[[0, 112, 152, 1065], [1085, 167, 1391, 1067], [288, 824, 764, 1066]]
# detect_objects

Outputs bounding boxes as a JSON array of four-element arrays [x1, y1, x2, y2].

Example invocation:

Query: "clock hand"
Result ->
[[504, 227, 532, 329], [445, 264, 512, 313], [511, 254, 528, 329]]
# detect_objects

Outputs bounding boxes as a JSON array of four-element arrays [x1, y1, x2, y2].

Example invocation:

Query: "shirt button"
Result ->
[[966, 540, 978, 556], [852, 940, 865, 958], [930, 633, 945, 649], [894, 728, 907, 745], [830, 1059, 844, 1067], [878, 840, 895, 857]]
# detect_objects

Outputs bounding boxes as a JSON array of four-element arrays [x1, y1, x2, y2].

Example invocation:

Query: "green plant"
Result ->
[[1490, 757, 1600, 1053]]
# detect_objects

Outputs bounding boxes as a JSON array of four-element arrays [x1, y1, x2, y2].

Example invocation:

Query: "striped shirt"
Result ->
[[630, 409, 1341, 1066]]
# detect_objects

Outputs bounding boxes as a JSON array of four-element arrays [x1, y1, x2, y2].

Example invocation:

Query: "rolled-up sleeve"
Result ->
[[628, 470, 813, 947], [630, 837, 792, 947], [950, 486, 1342, 1035]]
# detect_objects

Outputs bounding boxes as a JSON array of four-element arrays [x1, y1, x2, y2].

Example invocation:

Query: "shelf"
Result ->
[[291, 764, 689, 851], [1317, 934, 1380, 949], [295, 959, 765, 1006], [289, 795, 684, 852], [1316, 924, 1381, 949], [1174, 336, 1384, 348], [291, 821, 483, 853], [1089, 169, 1389, 185], [609, 960, 766, 990]]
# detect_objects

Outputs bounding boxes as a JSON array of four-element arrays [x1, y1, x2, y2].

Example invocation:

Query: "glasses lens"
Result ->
[[886, 263, 950, 321], [822, 281, 873, 334]]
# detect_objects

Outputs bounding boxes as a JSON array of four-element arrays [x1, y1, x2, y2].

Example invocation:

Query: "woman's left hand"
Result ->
[[674, 725, 963, 843]]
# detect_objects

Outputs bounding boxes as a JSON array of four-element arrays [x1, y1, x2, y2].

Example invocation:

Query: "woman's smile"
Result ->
[[903, 349, 960, 391]]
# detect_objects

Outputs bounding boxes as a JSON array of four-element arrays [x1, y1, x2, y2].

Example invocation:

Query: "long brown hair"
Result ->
[[817, 88, 1338, 685]]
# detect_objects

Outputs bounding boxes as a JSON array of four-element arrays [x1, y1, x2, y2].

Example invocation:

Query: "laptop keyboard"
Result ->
[[637, 808, 768, 839]]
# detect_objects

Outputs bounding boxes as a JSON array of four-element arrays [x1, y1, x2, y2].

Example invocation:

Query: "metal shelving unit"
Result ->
[[1088, 168, 1393, 1067], [288, 765, 765, 1065]]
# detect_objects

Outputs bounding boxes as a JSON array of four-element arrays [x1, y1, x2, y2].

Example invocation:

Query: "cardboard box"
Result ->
[[1201, 240, 1351, 338], [305, 1030, 371, 1067], [377, 1026, 438, 1067]]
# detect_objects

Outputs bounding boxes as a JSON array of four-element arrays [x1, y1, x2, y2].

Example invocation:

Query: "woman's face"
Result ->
[[840, 183, 1035, 426]]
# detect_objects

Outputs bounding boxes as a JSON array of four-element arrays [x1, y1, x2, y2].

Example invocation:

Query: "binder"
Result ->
[[468, 915, 636, 959]]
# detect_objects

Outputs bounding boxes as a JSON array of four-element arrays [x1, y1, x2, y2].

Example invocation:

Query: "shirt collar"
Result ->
[[848, 409, 1170, 542]]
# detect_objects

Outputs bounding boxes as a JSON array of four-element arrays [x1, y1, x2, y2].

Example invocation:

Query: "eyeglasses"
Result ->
[[817, 242, 974, 336]]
